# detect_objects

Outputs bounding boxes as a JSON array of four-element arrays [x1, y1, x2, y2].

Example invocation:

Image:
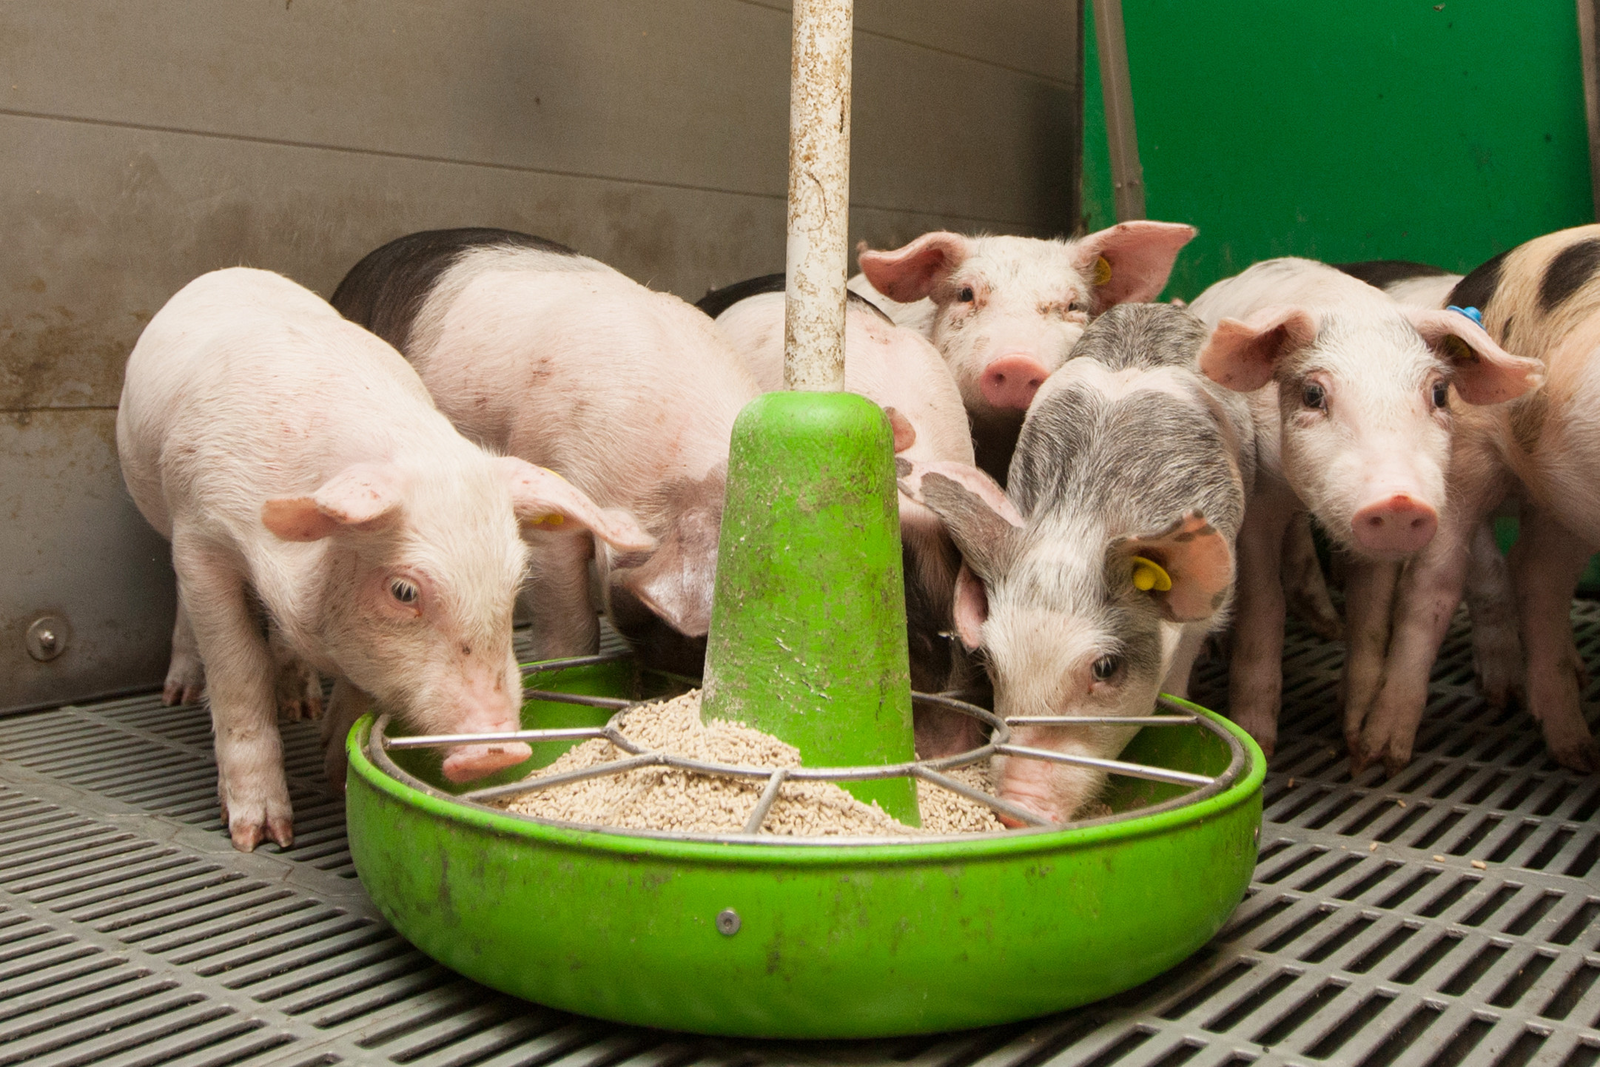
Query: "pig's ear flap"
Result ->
[[497, 458, 656, 553], [951, 562, 988, 649], [1075, 221, 1198, 306], [1403, 308, 1547, 405], [262, 463, 405, 542], [1111, 511, 1233, 623], [1198, 306, 1319, 392], [858, 232, 971, 303], [883, 406, 917, 453], [896, 457, 1023, 581], [609, 533, 717, 639]]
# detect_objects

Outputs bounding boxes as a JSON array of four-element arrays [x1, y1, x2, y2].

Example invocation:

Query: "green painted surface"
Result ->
[[701, 391, 920, 825], [345, 664, 1265, 1038], [1081, 1, 1594, 299]]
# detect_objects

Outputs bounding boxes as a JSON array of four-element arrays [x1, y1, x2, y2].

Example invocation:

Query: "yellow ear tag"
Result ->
[[1131, 556, 1172, 592], [1092, 256, 1113, 287], [532, 514, 564, 527]]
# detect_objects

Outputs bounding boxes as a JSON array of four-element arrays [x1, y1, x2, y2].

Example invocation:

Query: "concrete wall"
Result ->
[[0, 0, 1080, 711]]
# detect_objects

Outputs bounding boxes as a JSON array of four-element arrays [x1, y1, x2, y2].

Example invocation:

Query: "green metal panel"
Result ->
[[1083, 1, 1595, 300]]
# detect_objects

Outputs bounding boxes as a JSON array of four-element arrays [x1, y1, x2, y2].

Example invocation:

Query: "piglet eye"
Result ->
[[389, 578, 419, 605], [1092, 655, 1121, 682], [957, 286, 975, 303], [1431, 379, 1449, 409], [1302, 382, 1327, 410]]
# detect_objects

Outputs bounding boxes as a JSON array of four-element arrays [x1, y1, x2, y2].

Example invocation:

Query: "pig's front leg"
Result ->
[[523, 533, 602, 660], [1353, 520, 1473, 775], [1509, 509, 1600, 771], [1227, 487, 1297, 756], [1281, 514, 1343, 641], [1464, 519, 1524, 710], [269, 624, 323, 722], [320, 677, 371, 796], [177, 535, 293, 851], [163, 592, 206, 706], [1341, 558, 1400, 753]]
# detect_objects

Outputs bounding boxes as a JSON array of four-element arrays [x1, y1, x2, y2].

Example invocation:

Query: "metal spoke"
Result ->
[[465, 753, 664, 801], [912, 766, 1054, 828], [387, 727, 608, 749], [1005, 715, 1199, 727], [522, 689, 634, 710], [991, 744, 1215, 787], [741, 770, 790, 834]]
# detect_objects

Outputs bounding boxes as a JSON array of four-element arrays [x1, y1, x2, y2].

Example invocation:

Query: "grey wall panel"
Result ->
[[0, 0, 1073, 227], [0, 1, 1079, 710], [0, 409, 176, 712]]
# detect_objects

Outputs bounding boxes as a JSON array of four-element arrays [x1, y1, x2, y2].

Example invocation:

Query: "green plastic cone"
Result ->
[[701, 390, 920, 826]]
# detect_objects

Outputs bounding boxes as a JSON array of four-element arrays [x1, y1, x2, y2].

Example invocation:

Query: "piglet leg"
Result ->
[[1465, 519, 1524, 710], [178, 533, 293, 851], [1510, 509, 1600, 772], [523, 533, 602, 660], [1341, 558, 1400, 753], [1354, 520, 1472, 775], [163, 594, 206, 706], [1282, 514, 1343, 641], [270, 624, 323, 722], [321, 678, 371, 796], [1226, 488, 1296, 756]]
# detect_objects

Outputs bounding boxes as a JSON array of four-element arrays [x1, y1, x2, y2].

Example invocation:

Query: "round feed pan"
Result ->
[[345, 654, 1265, 1039]]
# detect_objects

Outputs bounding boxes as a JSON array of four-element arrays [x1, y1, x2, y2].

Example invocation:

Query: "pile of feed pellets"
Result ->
[[499, 690, 1007, 836]]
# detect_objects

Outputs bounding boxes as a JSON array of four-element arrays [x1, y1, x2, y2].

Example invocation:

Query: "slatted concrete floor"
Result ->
[[0, 610, 1598, 1067]]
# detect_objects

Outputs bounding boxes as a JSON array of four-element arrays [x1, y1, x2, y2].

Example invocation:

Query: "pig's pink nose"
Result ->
[[1351, 495, 1438, 555], [980, 355, 1049, 411], [441, 741, 533, 782]]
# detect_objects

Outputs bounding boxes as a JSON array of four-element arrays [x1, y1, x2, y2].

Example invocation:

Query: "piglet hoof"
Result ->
[[163, 663, 206, 706], [274, 661, 325, 722], [218, 790, 294, 852], [1545, 734, 1600, 775]]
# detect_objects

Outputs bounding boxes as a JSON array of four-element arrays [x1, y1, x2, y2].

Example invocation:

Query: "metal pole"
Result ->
[[1092, 0, 1146, 221], [783, 0, 853, 391]]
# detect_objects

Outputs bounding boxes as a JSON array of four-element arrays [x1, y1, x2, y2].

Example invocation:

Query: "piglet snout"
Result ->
[[980, 354, 1050, 411], [442, 741, 533, 782], [1351, 494, 1438, 556]]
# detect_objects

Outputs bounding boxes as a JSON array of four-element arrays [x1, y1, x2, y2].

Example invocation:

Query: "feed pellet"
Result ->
[[499, 690, 1008, 836]]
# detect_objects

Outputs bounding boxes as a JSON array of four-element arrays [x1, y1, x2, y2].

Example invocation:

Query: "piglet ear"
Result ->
[[896, 457, 1023, 582], [1075, 221, 1197, 306], [1198, 305, 1320, 393], [262, 463, 405, 542], [951, 562, 988, 650], [610, 526, 717, 638], [1403, 308, 1546, 405], [497, 458, 656, 553], [1112, 511, 1233, 623], [858, 232, 971, 303]]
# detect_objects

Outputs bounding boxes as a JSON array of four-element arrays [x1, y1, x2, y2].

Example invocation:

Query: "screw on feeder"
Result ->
[[25, 615, 69, 662], [716, 908, 742, 936]]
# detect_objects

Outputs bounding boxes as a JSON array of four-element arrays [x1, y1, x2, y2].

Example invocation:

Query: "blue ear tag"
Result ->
[[1447, 305, 1483, 327]]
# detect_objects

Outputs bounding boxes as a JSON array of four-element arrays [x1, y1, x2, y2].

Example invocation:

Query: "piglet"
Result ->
[[117, 268, 650, 850], [900, 304, 1250, 822], [1189, 258, 1543, 755], [332, 229, 760, 676], [700, 274, 980, 753], [850, 222, 1196, 481]]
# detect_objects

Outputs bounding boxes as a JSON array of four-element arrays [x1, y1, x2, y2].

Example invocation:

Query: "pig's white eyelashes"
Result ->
[[389, 578, 419, 605], [1301, 381, 1328, 411]]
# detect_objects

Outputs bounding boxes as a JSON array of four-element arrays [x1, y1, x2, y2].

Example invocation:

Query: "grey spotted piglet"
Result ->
[[117, 268, 652, 850], [899, 303, 1251, 823]]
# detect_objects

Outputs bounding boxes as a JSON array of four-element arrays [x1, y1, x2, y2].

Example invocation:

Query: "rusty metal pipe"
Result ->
[[783, 0, 853, 391]]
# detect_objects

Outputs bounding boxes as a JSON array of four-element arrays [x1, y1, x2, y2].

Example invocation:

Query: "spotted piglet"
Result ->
[[851, 222, 1197, 481], [332, 229, 761, 676], [899, 304, 1250, 823], [117, 268, 651, 850]]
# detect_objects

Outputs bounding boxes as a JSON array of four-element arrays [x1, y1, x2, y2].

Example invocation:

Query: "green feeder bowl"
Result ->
[[345, 657, 1264, 1040]]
